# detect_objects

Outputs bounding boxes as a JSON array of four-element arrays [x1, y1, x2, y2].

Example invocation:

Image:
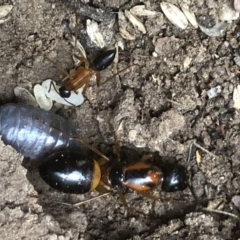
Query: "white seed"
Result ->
[[196, 150, 202, 166], [183, 56, 192, 69], [179, 3, 198, 28], [130, 5, 157, 17], [119, 28, 136, 40], [160, 2, 188, 30], [233, 85, 240, 109], [125, 10, 146, 33], [42, 79, 84, 107], [0, 5, 13, 19], [118, 11, 128, 29], [14, 86, 38, 107], [219, 3, 239, 21], [86, 19, 105, 48], [207, 85, 222, 99], [232, 195, 240, 208], [34, 84, 53, 110], [199, 21, 229, 37], [234, 0, 240, 12]]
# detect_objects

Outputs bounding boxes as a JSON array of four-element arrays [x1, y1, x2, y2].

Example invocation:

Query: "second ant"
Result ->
[[46, 38, 135, 105]]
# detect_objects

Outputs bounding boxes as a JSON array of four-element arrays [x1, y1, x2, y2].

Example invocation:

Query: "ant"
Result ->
[[38, 125, 188, 211], [46, 38, 136, 104]]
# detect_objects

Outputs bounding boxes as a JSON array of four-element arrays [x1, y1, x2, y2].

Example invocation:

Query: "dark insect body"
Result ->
[[101, 161, 188, 193], [39, 150, 188, 208], [58, 49, 116, 98], [0, 103, 83, 160], [39, 152, 101, 194]]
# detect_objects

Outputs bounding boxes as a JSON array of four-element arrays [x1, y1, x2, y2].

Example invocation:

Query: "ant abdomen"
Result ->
[[39, 151, 101, 194], [91, 49, 116, 71]]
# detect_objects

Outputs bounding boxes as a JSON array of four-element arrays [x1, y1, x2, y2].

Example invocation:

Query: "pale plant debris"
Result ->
[[192, 142, 218, 159], [233, 85, 240, 109], [201, 207, 240, 221], [71, 36, 87, 60], [118, 11, 135, 40], [119, 27, 136, 40], [0, 4, 12, 19], [234, 0, 240, 12], [196, 150, 202, 166], [129, 5, 157, 17], [41, 79, 84, 107], [86, 19, 105, 48], [179, 3, 198, 29], [199, 21, 229, 37], [183, 56, 192, 69], [33, 84, 53, 111], [207, 85, 222, 99], [125, 10, 146, 34], [160, 2, 188, 30], [14, 86, 38, 108], [218, 3, 239, 21], [232, 196, 240, 208]]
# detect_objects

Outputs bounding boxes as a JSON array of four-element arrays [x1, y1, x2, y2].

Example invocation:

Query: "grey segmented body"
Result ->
[[0, 103, 82, 160]]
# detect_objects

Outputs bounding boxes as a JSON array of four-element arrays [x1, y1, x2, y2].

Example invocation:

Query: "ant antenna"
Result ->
[[53, 193, 110, 208]]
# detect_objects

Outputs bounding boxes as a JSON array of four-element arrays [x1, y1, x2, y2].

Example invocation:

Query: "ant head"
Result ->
[[161, 164, 188, 192], [59, 86, 71, 98]]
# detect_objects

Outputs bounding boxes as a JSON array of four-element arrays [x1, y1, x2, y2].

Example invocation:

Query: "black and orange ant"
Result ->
[[46, 40, 136, 105], [38, 124, 188, 211]]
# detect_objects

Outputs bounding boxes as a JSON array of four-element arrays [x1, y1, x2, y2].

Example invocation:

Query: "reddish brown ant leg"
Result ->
[[138, 154, 153, 162], [117, 192, 135, 214], [108, 123, 121, 161], [73, 55, 90, 69], [136, 191, 159, 201], [45, 56, 70, 79], [101, 64, 139, 86], [96, 71, 101, 86], [95, 184, 111, 194]]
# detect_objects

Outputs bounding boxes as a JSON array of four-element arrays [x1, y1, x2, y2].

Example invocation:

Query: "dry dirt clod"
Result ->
[[0, 4, 12, 19]]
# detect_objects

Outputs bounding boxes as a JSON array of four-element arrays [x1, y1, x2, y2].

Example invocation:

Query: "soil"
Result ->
[[0, 0, 240, 239]]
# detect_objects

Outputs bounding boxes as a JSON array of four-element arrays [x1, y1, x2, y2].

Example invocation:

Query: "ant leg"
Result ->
[[101, 63, 139, 86], [73, 55, 90, 69], [74, 137, 109, 161], [96, 71, 101, 86], [95, 184, 111, 194], [34, 117, 109, 161], [138, 154, 153, 163], [136, 191, 159, 201], [117, 192, 135, 214], [45, 56, 70, 79], [48, 80, 54, 93], [73, 193, 110, 208], [62, 69, 75, 82], [97, 157, 109, 166], [108, 123, 121, 161]]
